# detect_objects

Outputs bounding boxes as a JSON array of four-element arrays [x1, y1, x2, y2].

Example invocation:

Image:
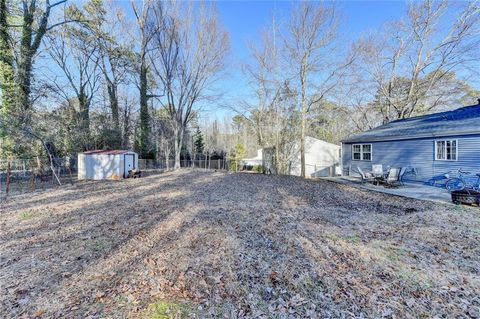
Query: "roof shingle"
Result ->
[[342, 103, 480, 143]]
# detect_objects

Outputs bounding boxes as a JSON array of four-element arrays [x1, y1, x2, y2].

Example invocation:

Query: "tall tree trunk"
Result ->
[[164, 147, 170, 170], [107, 81, 120, 130], [122, 98, 130, 148], [300, 112, 306, 178], [139, 63, 150, 157], [107, 80, 121, 146], [0, 0, 15, 115], [18, 3, 35, 111], [173, 125, 183, 170], [78, 90, 90, 150], [300, 61, 307, 178]]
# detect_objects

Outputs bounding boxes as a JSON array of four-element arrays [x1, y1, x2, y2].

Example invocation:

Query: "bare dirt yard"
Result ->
[[1, 170, 479, 318]]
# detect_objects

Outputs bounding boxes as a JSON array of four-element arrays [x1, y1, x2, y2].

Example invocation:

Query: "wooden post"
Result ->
[[68, 159, 74, 185], [30, 171, 36, 191], [5, 161, 11, 199]]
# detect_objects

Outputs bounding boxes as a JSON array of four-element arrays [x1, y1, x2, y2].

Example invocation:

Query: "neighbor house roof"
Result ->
[[342, 103, 480, 143], [83, 150, 131, 155]]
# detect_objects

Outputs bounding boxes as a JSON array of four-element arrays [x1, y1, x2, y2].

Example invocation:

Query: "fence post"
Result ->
[[30, 170, 36, 191], [5, 161, 11, 199], [68, 160, 74, 185]]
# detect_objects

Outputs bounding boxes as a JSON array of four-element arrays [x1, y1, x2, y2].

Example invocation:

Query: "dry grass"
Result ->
[[0, 169, 479, 318]]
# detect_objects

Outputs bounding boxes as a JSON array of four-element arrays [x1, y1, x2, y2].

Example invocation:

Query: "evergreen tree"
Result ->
[[194, 127, 204, 155]]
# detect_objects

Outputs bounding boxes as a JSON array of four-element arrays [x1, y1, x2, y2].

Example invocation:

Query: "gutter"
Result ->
[[341, 130, 480, 144]]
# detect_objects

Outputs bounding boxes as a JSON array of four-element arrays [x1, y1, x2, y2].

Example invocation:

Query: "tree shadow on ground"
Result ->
[[1, 170, 479, 318]]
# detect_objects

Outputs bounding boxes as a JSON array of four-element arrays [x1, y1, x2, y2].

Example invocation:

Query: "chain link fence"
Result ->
[[0, 155, 339, 197], [0, 157, 231, 196], [138, 158, 230, 172], [0, 157, 77, 196]]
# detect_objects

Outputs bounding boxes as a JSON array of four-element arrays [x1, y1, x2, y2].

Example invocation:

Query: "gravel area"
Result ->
[[1, 169, 479, 318]]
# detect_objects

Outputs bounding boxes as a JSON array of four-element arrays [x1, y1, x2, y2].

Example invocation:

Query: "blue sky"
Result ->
[[216, 1, 405, 62], [209, 1, 407, 117], [113, 1, 409, 119]]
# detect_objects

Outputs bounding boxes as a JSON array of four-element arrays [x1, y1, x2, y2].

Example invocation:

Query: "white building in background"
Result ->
[[242, 136, 341, 177], [240, 149, 263, 166], [78, 150, 138, 180]]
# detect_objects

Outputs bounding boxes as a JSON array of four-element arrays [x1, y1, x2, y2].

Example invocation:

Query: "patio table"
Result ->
[[372, 171, 389, 185]]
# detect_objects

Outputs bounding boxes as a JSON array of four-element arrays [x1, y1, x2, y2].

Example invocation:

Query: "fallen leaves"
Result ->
[[0, 170, 479, 318]]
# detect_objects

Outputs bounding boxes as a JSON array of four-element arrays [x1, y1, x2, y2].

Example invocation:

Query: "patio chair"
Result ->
[[379, 167, 402, 187], [372, 164, 384, 177], [357, 167, 375, 184], [399, 167, 407, 185]]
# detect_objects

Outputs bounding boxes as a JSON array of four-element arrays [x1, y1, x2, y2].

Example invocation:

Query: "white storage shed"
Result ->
[[78, 150, 139, 180]]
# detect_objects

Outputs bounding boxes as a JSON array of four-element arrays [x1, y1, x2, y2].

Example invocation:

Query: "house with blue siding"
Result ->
[[341, 101, 480, 184]]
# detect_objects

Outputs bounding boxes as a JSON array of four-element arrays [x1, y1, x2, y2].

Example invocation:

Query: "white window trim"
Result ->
[[434, 139, 458, 161], [352, 144, 372, 161]]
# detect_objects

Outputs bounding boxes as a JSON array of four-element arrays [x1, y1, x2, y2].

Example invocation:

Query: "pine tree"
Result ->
[[194, 127, 204, 155]]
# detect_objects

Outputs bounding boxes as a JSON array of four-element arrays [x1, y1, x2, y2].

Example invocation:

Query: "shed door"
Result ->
[[124, 154, 135, 177]]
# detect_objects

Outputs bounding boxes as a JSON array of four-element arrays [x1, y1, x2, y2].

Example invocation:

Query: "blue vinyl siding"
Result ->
[[342, 134, 480, 184]]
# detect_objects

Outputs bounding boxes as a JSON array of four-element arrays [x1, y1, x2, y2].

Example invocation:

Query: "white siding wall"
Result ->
[[78, 152, 138, 180], [78, 153, 86, 180], [89, 154, 121, 179], [289, 137, 341, 177]]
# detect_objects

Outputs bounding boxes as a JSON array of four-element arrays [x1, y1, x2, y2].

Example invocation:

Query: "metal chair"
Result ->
[[379, 167, 402, 187], [357, 167, 375, 184], [372, 164, 384, 177]]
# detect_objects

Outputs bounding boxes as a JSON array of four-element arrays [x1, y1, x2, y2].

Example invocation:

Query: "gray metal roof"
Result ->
[[342, 103, 480, 143]]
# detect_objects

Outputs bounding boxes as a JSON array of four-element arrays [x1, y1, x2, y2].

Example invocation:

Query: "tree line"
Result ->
[[0, 0, 478, 176], [236, 0, 479, 176], [0, 0, 228, 171]]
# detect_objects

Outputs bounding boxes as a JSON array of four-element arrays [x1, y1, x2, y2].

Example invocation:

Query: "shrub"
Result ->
[[252, 165, 264, 173], [20, 210, 34, 220], [229, 160, 238, 171]]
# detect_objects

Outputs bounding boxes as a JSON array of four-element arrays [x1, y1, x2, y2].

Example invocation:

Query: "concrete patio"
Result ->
[[322, 176, 452, 204]]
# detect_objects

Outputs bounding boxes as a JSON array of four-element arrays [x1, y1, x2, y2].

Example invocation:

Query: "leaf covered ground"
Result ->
[[1, 170, 479, 318]]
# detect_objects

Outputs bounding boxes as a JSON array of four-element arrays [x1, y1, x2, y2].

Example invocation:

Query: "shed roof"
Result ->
[[83, 150, 132, 155], [342, 103, 480, 143]]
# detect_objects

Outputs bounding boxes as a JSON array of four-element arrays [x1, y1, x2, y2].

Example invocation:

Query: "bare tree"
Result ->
[[47, 24, 101, 151], [355, 0, 480, 124], [152, 109, 174, 169], [0, 0, 83, 158], [121, 95, 135, 149], [283, 2, 353, 177], [130, 0, 159, 158], [0, 0, 75, 113], [149, 1, 229, 169], [80, 0, 133, 146]]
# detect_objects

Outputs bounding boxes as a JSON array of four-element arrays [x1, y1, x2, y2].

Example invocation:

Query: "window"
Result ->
[[352, 144, 372, 161], [435, 140, 457, 161]]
